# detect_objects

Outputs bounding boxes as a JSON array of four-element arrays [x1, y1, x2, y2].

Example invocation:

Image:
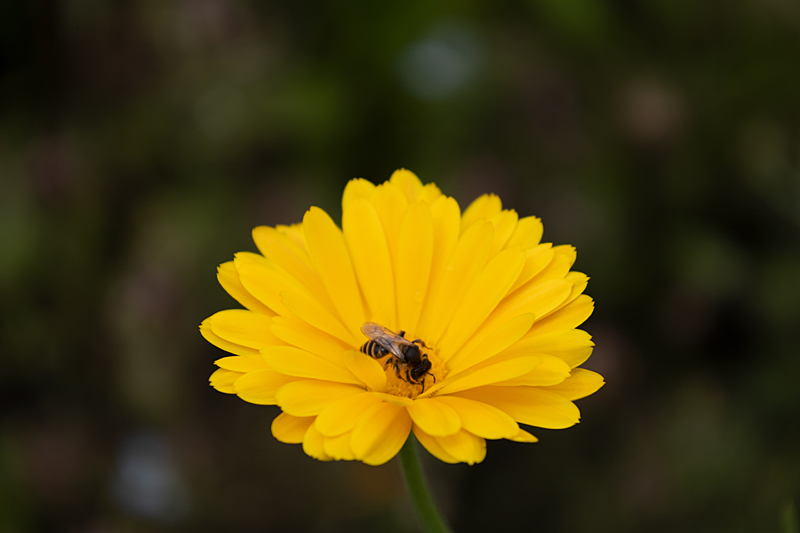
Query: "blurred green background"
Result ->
[[2, 1, 800, 531]]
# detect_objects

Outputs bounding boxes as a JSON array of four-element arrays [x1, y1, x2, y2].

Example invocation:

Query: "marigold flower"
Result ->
[[202, 170, 604, 465]]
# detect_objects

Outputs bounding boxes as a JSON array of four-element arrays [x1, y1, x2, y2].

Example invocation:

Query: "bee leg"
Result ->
[[420, 377, 426, 393], [381, 356, 393, 370], [398, 330, 407, 338], [411, 339, 429, 348]]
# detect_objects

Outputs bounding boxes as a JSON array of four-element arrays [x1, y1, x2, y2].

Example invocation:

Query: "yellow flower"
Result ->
[[201, 170, 604, 465]]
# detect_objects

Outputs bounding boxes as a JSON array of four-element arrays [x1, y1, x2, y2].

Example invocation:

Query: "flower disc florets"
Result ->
[[202, 170, 604, 465]]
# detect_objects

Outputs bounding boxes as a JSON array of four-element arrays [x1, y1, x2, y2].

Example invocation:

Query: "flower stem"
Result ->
[[398, 435, 452, 533]]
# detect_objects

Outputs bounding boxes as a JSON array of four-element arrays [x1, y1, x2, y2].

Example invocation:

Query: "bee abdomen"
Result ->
[[360, 341, 387, 358]]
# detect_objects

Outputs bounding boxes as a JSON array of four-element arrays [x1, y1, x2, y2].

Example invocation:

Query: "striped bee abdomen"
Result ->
[[360, 340, 388, 358]]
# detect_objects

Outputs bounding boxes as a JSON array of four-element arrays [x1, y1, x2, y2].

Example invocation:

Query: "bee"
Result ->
[[360, 322, 435, 391]]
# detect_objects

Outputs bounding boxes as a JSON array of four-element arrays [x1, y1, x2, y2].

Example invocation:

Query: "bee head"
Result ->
[[410, 358, 432, 381], [404, 344, 421, 363]]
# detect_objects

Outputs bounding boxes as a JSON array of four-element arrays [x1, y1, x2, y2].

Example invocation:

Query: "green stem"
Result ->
[[398, 434, 452, 533]]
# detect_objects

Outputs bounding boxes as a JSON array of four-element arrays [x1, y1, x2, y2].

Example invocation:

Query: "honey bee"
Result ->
[[360, 322, 435, 391]]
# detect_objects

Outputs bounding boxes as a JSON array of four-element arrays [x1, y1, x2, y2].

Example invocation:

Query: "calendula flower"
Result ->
[[202, 170, 603, 466]]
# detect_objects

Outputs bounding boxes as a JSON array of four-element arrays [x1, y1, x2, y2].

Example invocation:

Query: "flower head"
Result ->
[[202, 170, 604, 465]]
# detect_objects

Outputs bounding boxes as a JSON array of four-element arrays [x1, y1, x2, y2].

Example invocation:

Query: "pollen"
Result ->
[[384, 376, 423, 399]]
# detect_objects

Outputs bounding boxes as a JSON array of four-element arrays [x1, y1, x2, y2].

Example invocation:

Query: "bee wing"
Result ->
[[360, 322, 413, 360], [360, 322, 395, 340]]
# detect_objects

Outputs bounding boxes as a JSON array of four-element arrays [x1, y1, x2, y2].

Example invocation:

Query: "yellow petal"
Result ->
[[406, 398, 461, 437], [453, 386, 580, 429], [209, 368, 243, 393], [351, 401, 410, 459], [275, 380, 364, 416], [206, 309, 282, 349], [235, 253, 308, 316], [434, 356, 542, 396], [342, 178, 376, 211], [217, 261, 274, 315], [508, 244, 554, 293], [342, 199, 396, 327], [504, 278, 573, 323], [514, 329, 594, 368], [280, 290, 356, 346], [436, 396, 519, 439], [438, 246, 526, 360], [200, 322, 258, 357], [436, 430, 486, 465], [494, 354, 571, 387], [412, 426, 459, 463], [565, 271, 589, 299], [369, 182, 408, 267], [372, 392, 414, 406], [303, 207, 365, 338], [506, 216, 543, 250], [322, 432, 355, 461], [558, 346, 594, 369], [303, 424, 332, 461], [527, 294, 594, 335], [214, 356, 269, 372], [420, 220, 494, 345], [252, 225, 325, 297], [461, 193, 502, 234], [390, 169, 423, 202], [415, 195, 461, 341], [270, 316, 350, 367], [543, 273, 591, 321], [276, 223, 306, 250], [488, 209, 518, 257], [542, 368, 605, 400], [508, 428, 539, 443], [233, 369, 296, 405], [343, 351, 387, 391], [261, 346, 360, 385], [272, 413, 314, 444], [362, 418, 411, 466], [473, 279, 572, 347], [253, 225, 313, 267], [419, 183, 442, 204], [396, 201, 434, 334], [231, 250, 271, 266], [315, 391, 384, 437], [525, 245, 576, 286], [447, 313, 536, 375]]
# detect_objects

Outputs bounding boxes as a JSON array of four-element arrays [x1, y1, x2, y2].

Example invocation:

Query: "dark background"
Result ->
[[2, 1, 799, 532]]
